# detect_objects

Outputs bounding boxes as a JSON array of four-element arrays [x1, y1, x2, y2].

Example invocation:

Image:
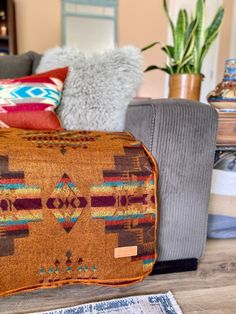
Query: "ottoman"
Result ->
[[208, 147, 236, 238], [125, 99, 218, 274], [208, 113, 236, 239], [0, 128, 157, 296]]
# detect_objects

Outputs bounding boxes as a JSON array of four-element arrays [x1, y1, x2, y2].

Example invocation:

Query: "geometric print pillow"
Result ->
[[0, 67, 68, 130]]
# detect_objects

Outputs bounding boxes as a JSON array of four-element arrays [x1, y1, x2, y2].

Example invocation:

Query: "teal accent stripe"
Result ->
[[93, 214, 155, 220], [143, 258, 155, 265], [105, 179, 153, 187], [93, 179, 154, 188], [0, 184, 39, 190], [0, 184, 26, 190], [55, 182, 76, 189], [98, 214, 144, 221], [68, 183, 76, 188], [110, 181, 138, 187], [56, 182, 63, 188], [57, 217, 78, 223], [0, 218, 42, 226]]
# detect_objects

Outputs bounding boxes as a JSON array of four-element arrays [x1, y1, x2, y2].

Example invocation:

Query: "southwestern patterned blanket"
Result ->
[[0, 128, 158, 296]]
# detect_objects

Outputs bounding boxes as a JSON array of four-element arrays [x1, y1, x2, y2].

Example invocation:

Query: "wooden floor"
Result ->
[[1, 239, 236, 314]]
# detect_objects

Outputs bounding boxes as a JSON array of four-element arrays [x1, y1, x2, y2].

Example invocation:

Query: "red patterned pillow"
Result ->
[[0, 67, 68, 130]]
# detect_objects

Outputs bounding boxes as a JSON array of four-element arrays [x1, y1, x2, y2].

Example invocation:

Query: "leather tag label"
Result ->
[[114, 246, 138, 258]]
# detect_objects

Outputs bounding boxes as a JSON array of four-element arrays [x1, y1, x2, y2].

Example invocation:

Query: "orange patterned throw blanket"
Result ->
[[0, 128, 158, 296]]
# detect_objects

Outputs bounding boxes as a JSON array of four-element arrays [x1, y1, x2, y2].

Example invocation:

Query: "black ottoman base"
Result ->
[[151, 258, 198, 275]]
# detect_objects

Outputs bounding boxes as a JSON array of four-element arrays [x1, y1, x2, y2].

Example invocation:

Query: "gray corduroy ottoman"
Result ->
[[125, 99, 218, 274]]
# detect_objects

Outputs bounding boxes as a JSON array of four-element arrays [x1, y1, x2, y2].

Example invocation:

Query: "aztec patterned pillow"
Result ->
[[208, 151, 236, 238], [0, 67, 68, 130]]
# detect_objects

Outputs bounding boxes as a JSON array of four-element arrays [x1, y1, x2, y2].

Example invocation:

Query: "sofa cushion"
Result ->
[[27, 51, 42, 73], [0, 52, 34, 79], [0, 67, 68, 130], [36, 46, 143, 131]]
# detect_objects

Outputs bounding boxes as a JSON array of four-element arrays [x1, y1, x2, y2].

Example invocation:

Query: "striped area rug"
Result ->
[[35, 292, 182, 314]]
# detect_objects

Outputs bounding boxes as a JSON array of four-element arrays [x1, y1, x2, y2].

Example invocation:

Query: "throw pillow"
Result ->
[[0, 111, 62, 130], [0, 67, 68, 130], [36, 46, 143, 131], [27, 51, 43, 73]]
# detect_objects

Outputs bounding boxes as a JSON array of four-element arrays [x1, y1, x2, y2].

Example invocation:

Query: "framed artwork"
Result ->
[[61, 0, 118, 53]]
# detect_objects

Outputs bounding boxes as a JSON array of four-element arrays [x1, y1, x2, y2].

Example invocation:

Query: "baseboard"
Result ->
[[150, 258, 198, 275]]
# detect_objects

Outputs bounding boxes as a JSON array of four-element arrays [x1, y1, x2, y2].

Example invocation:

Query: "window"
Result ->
[[61, 0, 118, 53]]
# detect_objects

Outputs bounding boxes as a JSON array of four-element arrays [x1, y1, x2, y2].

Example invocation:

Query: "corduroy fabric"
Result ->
[[0, 128, 158, 296], [125, 99, 218, 261]]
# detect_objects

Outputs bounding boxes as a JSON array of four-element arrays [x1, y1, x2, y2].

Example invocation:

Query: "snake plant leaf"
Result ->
[[141, 42, 159, 52], [204, 6, 224, 46], [200, 32, 218, 67], [174, 9, 187, 62], [183, 9, 188, 29], [142, 0, 224, 75], [161, 45, 174, 59], [163, 0, 175, 46], [184, 17, 198, 45], [198, 6, 224, 72], [195, 0, 205, 56], [165, 64, 173, 74], [185, 64, 194, 74], [183, 18, 198, 73], [144, 65, 171, 74], [182, 17, 198, 60], [171, 64, 179, 74], [177, 55, 193, 72], [193, 46, 199, 73]]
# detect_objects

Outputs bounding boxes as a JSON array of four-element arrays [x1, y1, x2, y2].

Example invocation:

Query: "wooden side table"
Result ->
[[215, 111, 236, 163], [217, 112, 236, 146]]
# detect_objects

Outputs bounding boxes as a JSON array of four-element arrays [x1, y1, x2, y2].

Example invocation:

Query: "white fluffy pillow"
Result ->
[[36, 46, 143, 131]]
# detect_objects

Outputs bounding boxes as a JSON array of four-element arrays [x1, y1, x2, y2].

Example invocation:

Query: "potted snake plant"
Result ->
[[142, 0, 224, 100]]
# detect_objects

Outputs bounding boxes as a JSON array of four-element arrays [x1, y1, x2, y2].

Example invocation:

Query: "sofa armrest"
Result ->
[[125, 98, 218, 263]]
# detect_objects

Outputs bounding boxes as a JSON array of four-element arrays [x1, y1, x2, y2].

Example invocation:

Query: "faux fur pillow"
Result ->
[[36, 46, 143, 131]]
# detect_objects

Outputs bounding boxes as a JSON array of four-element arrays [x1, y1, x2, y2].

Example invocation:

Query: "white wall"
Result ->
[[14, 0, 235, 99], [15, 0, 61, 54], [230, 0, 236, 58]]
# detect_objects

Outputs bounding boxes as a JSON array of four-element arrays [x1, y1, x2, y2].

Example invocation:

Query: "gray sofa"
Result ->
[[0, 52, 218, 274], [0, 51, 41, 78], [125, 99, 218, 273]]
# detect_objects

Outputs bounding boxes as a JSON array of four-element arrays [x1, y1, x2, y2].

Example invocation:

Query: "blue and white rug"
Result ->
[[36, 291, 182, 314]]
